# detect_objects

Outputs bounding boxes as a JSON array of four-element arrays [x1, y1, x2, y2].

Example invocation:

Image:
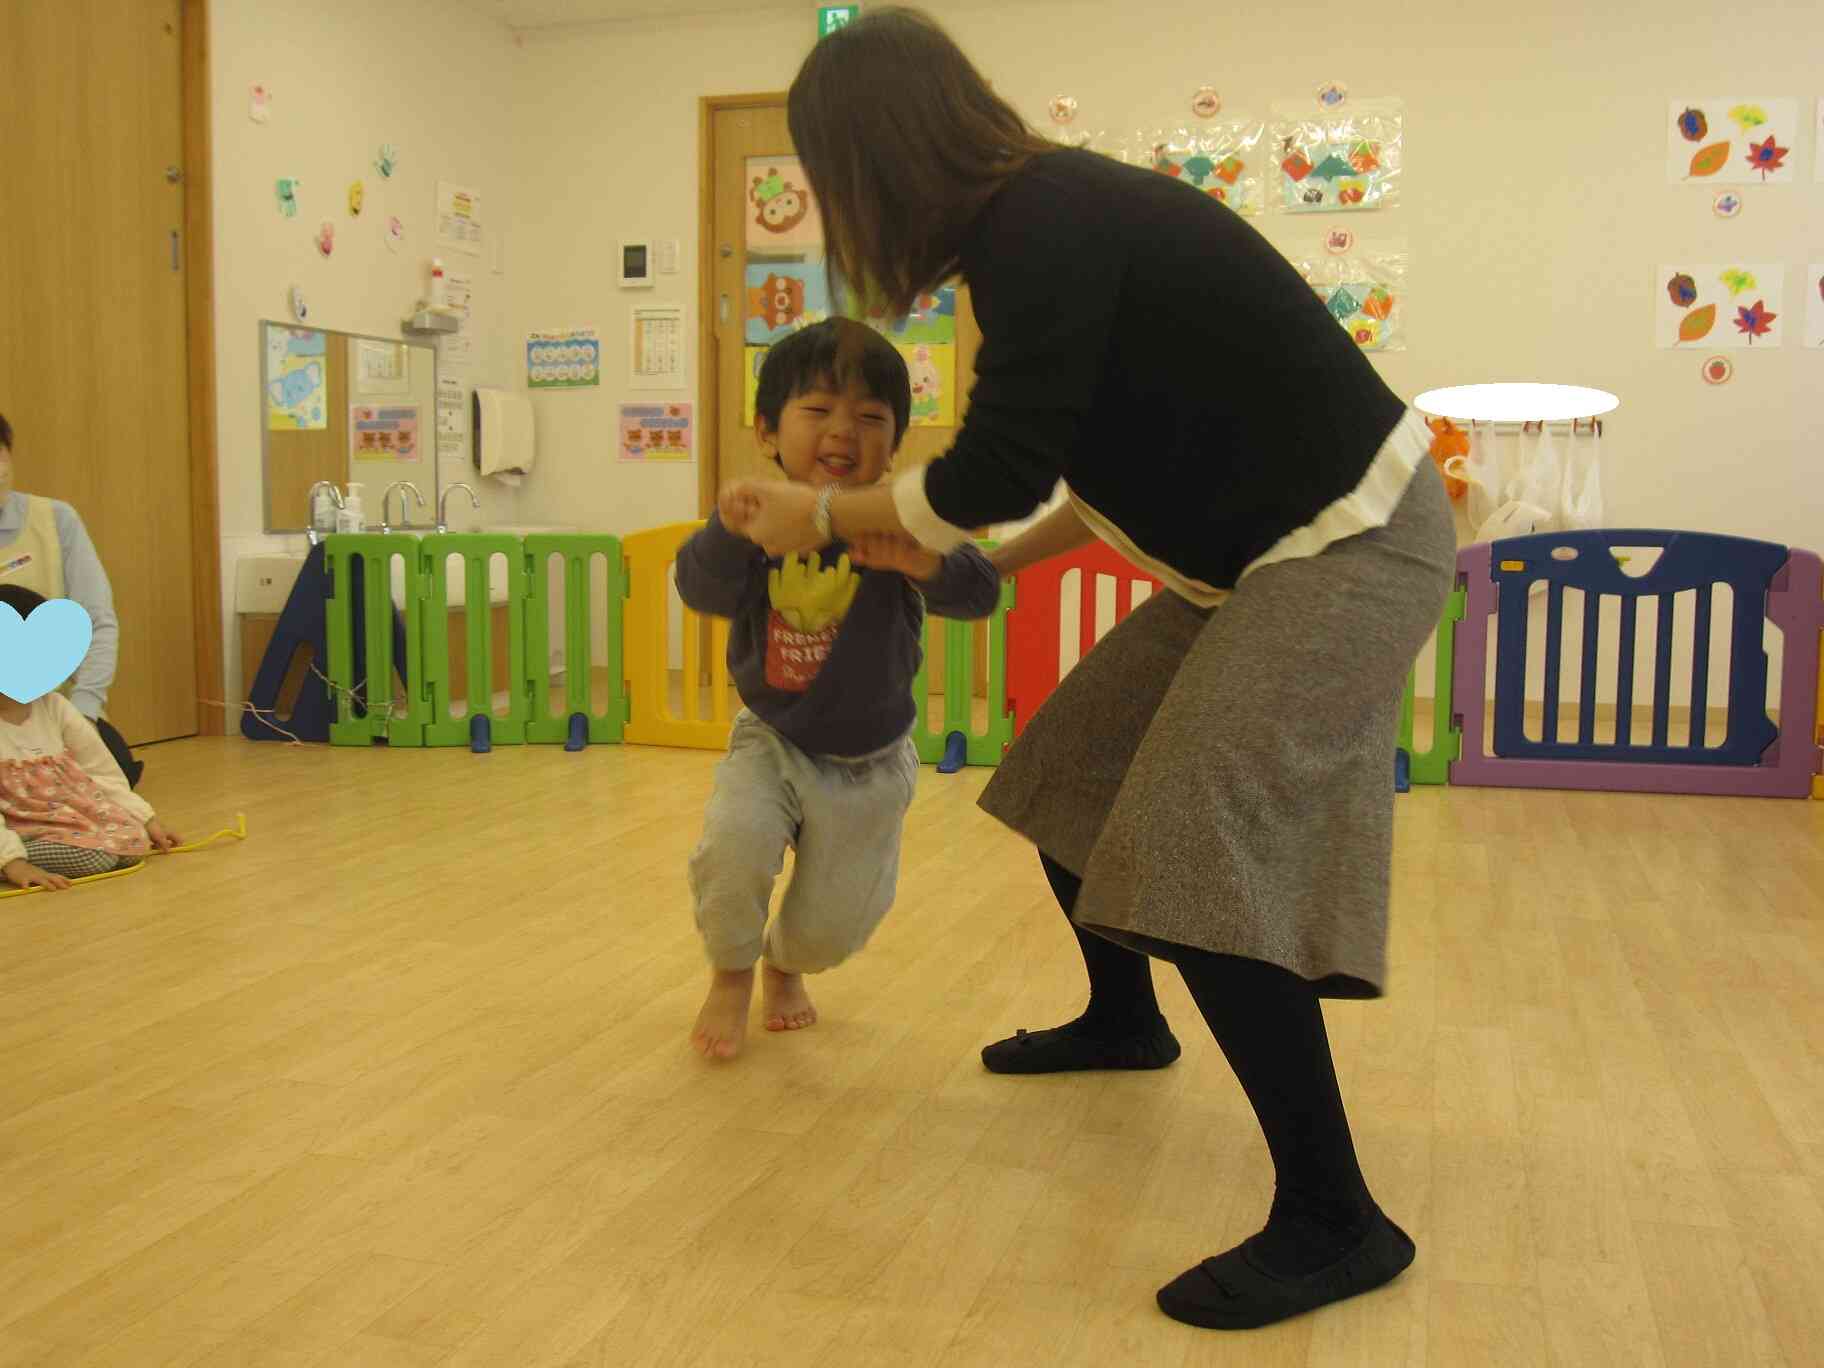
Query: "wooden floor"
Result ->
[[2, 739, 1822, 1367]]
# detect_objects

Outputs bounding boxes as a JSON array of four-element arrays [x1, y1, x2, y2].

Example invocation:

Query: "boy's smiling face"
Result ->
[[759, 378, 897, 488]]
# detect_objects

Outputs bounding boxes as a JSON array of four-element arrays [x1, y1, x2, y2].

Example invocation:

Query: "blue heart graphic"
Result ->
[[0, 600, 94, 703]]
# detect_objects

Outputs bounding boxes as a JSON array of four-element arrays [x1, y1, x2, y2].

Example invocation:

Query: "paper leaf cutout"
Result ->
[[1688, 142, 1731, 177], [1215, 154, 1245, 184], [1349, 319, 1382, 348], [1348, 140, 1380, 172], [1325, 286, 1361, 319], [1734, 300, 1775, 341], [1727, 104, 1767, 132], [1362, 287, 1394, 320], [1281, 152, 1313, 181], [1676, 108, 1708, 141], [1310, 153, 1355, 180], [1719, 268, 1757, 296], [1180, 155, 1216, 184], [1746, 135, 1788, 179], [1678, 304, 1717, 342], [1666, 273, 1698, 307]]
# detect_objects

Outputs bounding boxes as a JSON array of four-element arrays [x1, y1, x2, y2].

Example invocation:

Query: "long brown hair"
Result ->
[[788, 7, 1057, 321]]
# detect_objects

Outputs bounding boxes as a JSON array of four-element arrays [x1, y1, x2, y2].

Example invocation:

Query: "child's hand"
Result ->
[[146, 820, 181, 852], [3, 858, 70, 892], [718, 484, 761, 539], [848, 532, 941, 582], [768, 552, 860, 632]]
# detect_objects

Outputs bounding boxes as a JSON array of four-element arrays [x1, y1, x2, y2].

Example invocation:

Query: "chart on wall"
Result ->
[[1657, 264, 1784, 348], [619, 403, 693, 462], [527, 327, 601, 389], [745, 262, 833, 344], [1666, 99, 1797, 184], [745, 157, 823, 255], [265, 327, 328, 430]]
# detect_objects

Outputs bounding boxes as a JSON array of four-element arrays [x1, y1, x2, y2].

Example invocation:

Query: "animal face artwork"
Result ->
[[757, 273, 806, 331], [751, 167, 811, 236], [907, 346, 942, 419], [268, 362, 324, 414]]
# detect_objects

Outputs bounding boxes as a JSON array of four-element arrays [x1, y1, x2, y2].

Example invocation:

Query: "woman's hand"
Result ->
[[849, 532, 941, 582], [146, 820, 181, 852], [3, 858, 69, 892], [727, 480, 825, 557]]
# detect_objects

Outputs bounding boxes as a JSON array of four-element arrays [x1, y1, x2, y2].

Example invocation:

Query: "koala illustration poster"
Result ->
[[265, 327, 329, 431], [745, 157, 824, 255]]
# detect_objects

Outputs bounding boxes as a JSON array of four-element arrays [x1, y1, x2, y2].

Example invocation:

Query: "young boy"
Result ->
[[676, 318, 999, 1059]]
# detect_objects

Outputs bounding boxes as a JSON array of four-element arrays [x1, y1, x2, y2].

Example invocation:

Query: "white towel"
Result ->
[[474, 387, 535, 481]]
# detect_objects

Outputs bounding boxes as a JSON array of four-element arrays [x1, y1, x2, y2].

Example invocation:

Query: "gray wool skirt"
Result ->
[[978, 461, 1456, 998]]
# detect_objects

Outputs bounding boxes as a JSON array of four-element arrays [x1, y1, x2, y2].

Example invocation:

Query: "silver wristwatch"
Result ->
[[812, 484, 839, 542]]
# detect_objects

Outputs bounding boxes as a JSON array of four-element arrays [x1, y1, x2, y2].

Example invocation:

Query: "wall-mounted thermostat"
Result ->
[[619, 240, 654, 288]]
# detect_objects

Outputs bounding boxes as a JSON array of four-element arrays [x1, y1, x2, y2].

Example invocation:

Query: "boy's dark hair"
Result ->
[[0, 411, 12, 451], [0, 584, 46, 618], [754, 318, 910, 452], [789, 6, 1057, 320]]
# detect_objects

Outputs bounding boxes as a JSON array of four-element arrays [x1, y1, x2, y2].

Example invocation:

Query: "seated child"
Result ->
[[0, 584, 179, 892], [676, 318, 999, 1059]]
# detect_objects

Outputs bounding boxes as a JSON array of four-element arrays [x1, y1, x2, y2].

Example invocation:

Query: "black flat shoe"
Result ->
[[1155, 1211, 1416, 1330], [980, 1017, 1181, 1074]]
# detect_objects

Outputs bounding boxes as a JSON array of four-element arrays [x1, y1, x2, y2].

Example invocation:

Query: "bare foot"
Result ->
[[761, 961, 818, 1032], [691, 968, 755, 1060]]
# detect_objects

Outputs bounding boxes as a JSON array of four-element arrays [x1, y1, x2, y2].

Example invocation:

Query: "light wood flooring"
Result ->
[[2, 737, 1822, 1366]]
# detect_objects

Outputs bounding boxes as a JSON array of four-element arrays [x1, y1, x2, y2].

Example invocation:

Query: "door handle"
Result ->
[[719, 293, 730, 325], [170, 230, 180, 272]]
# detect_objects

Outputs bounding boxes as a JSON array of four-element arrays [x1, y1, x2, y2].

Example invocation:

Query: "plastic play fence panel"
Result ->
[[1450, 531, 1824, 797], [417, 534, 530, 747], [622, 521, 736, 751], [909, 564, 1015, 766], [1006, 541, 1163, 739], [1397, 587, 1466, 786], [524, 534, 629, 744], [323, 533, 427, 746]]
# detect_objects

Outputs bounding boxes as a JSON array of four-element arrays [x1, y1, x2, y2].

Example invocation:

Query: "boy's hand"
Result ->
[[3, 858, 70, 892], [146, 821, 181, 853], [848, 532, 941, 582], [718, 484, 761, 539]]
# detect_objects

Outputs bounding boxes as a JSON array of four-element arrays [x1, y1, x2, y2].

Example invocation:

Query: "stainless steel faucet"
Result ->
[[305, 481, 345, 546], [380, 481, 426, 534], [437, 482, 481, 534]]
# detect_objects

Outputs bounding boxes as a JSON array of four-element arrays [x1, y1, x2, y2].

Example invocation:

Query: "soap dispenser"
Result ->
[[337, 483, 367, 533]]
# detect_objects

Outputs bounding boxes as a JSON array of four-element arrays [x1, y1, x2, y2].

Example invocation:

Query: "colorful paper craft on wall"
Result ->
[[619, 403, 693, 462], [1145, 123, 1266, 215], [1656, 264, 1784, 348], [1296, 249, 1405, 352], [745, 262, 833, 345], [835, 279, 958, 345], [1666, 99, 1797, 185], [1805, 264, 1824, 349], [349, 404, 421, 463], [744, 347, 767, 428], [745, 157, 823, 255], [265, 328, 327, 430], [1270, 100, 1403, 213], [897, 343, 956, 427]]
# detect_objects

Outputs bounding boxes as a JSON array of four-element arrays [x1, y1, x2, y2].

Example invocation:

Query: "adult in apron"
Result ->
[[0, 416, 140, 787]]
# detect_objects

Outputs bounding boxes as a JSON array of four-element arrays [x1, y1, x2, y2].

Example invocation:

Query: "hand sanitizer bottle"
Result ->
[[337, 483, 367, 533]]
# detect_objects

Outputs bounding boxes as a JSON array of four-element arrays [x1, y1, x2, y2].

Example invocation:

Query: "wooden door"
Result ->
[[699, 97, 984, 506], [0, 0, 199, 745]]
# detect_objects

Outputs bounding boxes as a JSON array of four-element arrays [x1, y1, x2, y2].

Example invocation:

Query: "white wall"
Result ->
[[210, 0, 522, 700], [211, 0, 1824, 712]]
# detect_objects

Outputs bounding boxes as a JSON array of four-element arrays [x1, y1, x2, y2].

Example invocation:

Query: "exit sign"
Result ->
[[817, 5, 858, 38]]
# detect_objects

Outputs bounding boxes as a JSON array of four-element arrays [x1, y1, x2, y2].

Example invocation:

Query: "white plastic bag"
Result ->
[[1445, 425, 1553, 541], [1559, 426, 1605, 530]]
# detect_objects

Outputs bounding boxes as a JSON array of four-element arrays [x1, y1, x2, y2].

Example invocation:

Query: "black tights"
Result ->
[[1041, 852, 1376, 1275]]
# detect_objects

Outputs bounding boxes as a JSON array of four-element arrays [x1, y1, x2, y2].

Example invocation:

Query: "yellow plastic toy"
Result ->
[[0, 814, 247, 899]]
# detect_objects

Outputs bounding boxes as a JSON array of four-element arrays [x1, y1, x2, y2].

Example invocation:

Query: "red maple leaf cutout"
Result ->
[[1745, 135, 1788, 180], [1734, 299, 1776, 341]]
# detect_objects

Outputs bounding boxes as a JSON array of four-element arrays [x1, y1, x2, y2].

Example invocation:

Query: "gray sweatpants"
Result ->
[[690, 711, 920, 974]]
